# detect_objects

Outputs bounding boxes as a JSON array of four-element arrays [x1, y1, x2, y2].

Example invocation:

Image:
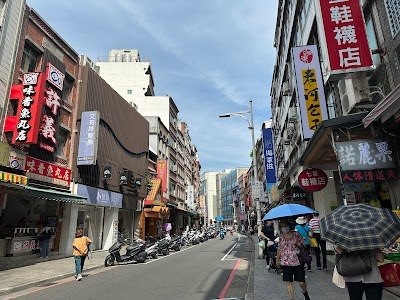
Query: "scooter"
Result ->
[[144, 236, 159, 259], [168, 235, 182, 251], [219, 229, 225, 240], [105, 236, 147, 266], [157, 237, 170, 256]]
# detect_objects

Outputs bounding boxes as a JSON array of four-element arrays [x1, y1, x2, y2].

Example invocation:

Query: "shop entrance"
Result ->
[[77, 206, 104, 250]]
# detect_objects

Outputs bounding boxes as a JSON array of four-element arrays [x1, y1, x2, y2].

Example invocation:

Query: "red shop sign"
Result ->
[[298, 168, 328, 192], [25, 156, 71, 187], [318, 0, 373, 72]]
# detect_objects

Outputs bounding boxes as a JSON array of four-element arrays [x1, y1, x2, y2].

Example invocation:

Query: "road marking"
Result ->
[[141, 244, 195, 265], [221, 243, 237, 261], [218, 258, 241, 299]]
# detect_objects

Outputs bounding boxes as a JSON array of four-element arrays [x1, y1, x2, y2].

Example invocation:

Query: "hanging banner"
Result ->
[[317, 0, 373, 74], [262, 127, 276, 191], [12, 73, 46, 145], [293, 45, 328, 139], [186, 185, 194, 208], [156, 160, 167, 193], [77, 111, 100, 165]]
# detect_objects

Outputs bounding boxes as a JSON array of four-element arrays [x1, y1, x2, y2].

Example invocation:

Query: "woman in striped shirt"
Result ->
[[309, 213, 327, 271]]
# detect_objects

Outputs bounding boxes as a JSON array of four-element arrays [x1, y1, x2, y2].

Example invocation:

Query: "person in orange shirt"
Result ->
[[72, 228, 92, 281]]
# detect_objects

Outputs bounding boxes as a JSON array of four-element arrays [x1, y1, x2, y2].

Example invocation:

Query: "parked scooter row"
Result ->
[[105, 230, 211, 267]]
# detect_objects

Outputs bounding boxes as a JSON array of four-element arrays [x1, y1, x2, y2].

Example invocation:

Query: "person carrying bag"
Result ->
[[72, 228, 92, 281]]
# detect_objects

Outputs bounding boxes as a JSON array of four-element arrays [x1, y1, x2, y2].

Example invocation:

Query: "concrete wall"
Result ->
[[102, 207, 118, 250], [59, 203, 78, 256]]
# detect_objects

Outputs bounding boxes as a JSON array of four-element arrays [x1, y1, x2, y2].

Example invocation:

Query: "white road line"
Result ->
[[221, 243, 238, 261], [141, 245, 195, 265]]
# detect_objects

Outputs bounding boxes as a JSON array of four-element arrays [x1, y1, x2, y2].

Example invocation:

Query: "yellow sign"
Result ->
[[302, 68, 322, 131]]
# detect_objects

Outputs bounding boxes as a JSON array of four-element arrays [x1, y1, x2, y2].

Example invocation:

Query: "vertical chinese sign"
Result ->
[[293, 45, 328, 139], [262, 127, 276, 191], [336, 139, 398, 183], [77, 111, 100, 165], [157, 160, 167, 193], [12, 73, 46, 145], [318, 0, 373, 73], [38, 63, 65, 152]]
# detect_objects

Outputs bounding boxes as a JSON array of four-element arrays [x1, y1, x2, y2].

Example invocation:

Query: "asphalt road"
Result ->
[[10, 234, 248, 300]]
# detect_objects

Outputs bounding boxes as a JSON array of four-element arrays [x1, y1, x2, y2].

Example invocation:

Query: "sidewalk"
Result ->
[[0, 250, 107, 296]]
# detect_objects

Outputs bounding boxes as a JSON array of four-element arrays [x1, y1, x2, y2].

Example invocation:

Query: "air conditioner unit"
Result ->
[[288, 107, 298, 122], [172, 165, 178, 172], [338, 76, 370, 115], [281, 81, 293, 96]]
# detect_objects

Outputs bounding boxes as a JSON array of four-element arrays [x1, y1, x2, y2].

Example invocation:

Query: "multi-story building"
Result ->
[[220, 168, 248, 225], [270, 0, 400, 223], [0, 0, 26, 131], [1, 6, 84, 259], [200, 171, 219, 224]]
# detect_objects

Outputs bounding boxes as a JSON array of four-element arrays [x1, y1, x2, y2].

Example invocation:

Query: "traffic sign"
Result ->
[[252, 181, 263, 199]]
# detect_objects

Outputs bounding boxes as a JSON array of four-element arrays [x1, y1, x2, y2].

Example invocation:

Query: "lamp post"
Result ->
[[219, 100, 262, 236]]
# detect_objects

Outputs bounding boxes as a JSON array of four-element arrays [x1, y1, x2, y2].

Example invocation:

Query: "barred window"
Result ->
[[385, 0, 400, 38]]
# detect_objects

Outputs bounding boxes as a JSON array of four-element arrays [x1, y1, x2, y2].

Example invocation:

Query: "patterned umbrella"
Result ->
[[320, 204, 400, 251]]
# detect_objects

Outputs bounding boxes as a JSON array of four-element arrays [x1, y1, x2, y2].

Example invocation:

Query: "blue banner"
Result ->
[[77, 111, 100, 165], [76, 184, 123, 208], [262, 128, 276, 191]]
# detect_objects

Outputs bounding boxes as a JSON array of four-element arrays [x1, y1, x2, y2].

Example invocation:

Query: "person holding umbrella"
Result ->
[[276, 220, 311, 300], [320, 204, 400, 300]]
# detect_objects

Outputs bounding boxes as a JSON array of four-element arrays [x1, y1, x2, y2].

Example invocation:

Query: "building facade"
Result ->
[[270, 0, 400, 228], [200, 171, 219, 224]]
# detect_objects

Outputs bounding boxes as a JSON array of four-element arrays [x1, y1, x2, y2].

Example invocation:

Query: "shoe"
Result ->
[[76, 274, 82, 281], [317, 267, 321, 270], [308, 268, 312, 272], [266, 265, 270, 270], [303, 291, 311, 300], [323, 268, 328, 271]]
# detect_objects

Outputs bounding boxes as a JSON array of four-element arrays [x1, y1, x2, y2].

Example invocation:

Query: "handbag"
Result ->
[[335, 250, 372, 277], [297, 246, 312, 265], [332, 266, 346, 288], [379, 263, 400, 287], [309, 237, 318, 248], [258, 240, 265, 250]]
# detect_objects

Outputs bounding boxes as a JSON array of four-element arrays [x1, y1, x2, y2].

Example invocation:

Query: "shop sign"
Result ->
[[262, 127, 276, 190], [336, 139, 396, 171], [317, 0, 373, 73], [291, 186, 309, 201], [12, 73, 45, 145], [341, 168, 399, 183], [8, 151, 26, 170], [298, 168, 328, 192], [13, 238, 54, 254], [46, 62, 64, 90], [25, 156, 71, 187], [157, 160, 167, 193], [77, 111, 100, 165], [186, 185, 194, 208], [76, 183, 122, 208], [293, 45, 328, 139]]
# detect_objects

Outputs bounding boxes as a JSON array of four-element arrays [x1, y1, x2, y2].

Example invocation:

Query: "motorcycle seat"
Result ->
[[126, 244, 142, 251]]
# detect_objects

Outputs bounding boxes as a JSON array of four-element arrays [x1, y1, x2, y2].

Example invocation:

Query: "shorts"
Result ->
[[282, 265, 305, 282]]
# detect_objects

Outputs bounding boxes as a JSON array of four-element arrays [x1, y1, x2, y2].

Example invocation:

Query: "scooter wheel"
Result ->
[[151, 253, 158, 259], [105, 254, 115, 267], [137, 257, 146, 263]]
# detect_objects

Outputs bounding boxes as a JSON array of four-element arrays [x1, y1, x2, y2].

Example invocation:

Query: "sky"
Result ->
[[27, 0, 279, 172]]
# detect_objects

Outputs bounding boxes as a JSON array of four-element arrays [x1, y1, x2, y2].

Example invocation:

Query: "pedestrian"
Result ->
[[308, 213, 327, 271], [276, 220, 311, 300], [295, 216, 312, 272], [335, 247, 384, 300], [259, 220, 275, 269], [72, 228, 92, 281], [38, 222, 51, 259]]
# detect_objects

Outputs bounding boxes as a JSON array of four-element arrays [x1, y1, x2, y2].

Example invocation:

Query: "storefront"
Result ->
[[74, 183, 122, 250]]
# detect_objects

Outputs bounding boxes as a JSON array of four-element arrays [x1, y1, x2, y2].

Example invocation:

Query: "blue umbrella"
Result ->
[[262, 204, 317, 221]]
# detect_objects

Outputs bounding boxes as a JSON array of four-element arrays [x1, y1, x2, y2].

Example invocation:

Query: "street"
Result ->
[[4, 234, 249, 300]]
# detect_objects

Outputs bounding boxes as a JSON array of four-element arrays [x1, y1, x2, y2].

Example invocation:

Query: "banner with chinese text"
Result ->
[[318, 0, 373, 73], [262, 127, 276, 191], [293, 45, 328, 139], [25, 156, 71, 187], [77, 111, 100, 165]]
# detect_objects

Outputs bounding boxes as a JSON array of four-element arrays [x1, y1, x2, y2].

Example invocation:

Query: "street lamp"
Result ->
[[219, 100, 262, 236]]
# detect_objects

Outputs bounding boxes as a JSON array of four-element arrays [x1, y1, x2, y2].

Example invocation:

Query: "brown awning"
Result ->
[[363, 84, 400, 127]]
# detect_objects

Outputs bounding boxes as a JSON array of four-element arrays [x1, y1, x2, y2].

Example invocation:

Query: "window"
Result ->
[[21, 45, 40, 72], [384, 0, 400, 38], [365, 14, 381, 67], [62, 76, 74, 102], [326, 90, 337, 119], [127, 89, 132, 95], [55, 128, 69, 158]]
